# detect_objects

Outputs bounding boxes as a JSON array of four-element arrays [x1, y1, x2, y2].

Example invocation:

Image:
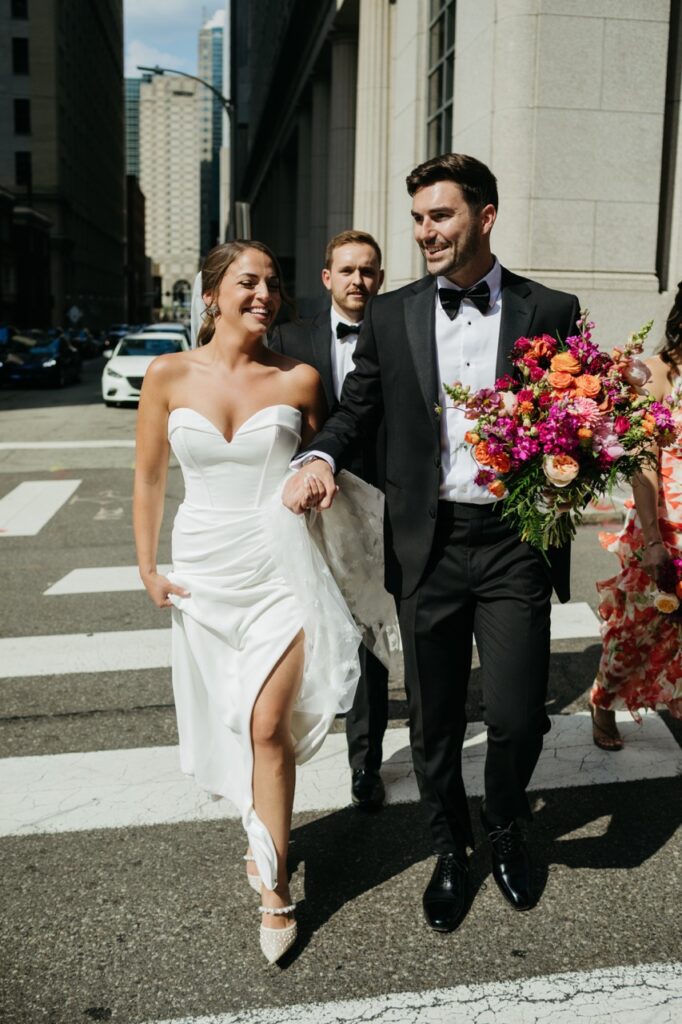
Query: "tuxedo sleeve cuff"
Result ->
[[290, 451, 337, 473]]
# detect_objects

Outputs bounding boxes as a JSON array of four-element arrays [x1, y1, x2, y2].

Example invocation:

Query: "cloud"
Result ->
[[125, 39, 190, 78]]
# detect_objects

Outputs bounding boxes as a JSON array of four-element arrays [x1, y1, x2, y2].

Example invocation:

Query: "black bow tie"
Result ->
[[438, 281, 490, 318], [336, 322, 361, 340]]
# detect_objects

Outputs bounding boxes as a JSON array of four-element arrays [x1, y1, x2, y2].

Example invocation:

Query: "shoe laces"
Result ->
[[488, 823, 522, 860], [438, 853, 465, 885]]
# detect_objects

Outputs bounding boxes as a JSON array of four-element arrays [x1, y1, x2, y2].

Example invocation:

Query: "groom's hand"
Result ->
[[282, 460, 338, 514]]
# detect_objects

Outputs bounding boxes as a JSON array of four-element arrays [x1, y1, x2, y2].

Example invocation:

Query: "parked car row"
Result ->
[[0, 321, 190, 392]]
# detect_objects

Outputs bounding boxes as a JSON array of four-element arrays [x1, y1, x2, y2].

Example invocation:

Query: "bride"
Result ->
[[133, 241, 364, 964]]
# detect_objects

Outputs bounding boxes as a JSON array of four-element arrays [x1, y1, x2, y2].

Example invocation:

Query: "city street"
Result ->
[[0, 358, 680, 1024]]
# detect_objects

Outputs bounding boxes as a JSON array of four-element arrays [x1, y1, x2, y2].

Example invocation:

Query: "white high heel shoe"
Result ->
[[243, 853, 261, 893], [258, 903, 297, 964]]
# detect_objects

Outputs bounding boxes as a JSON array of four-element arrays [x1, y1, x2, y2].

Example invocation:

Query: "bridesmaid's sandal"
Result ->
[[590, 702, 623, 751], [258, 904, 297, 964], [243, 853, 261, 893]]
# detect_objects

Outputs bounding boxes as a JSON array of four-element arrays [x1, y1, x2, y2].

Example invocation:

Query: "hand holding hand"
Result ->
[[141, 571, 190, 608], [282, 460, 338, 514]]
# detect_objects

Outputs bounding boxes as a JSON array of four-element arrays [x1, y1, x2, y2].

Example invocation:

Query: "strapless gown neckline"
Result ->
[[168, 403, 301, 445]]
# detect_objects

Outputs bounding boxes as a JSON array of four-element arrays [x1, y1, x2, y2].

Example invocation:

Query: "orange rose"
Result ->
[[464, 431, 480, 445], [573, 374, 601, 398], [547, 371, 575, 390], [550, 352, 582, 375], [641, 415, 656, 435], [531, 338, 552, 358], [488, 479, 507, 499], [490, 452, 512, 473], [474, 441, 492, 465], [577, 427, 593, 441]]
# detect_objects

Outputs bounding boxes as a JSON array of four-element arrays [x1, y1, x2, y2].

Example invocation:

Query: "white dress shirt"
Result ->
[[436, 258, 502, 502], [330, 307, 362, 401]]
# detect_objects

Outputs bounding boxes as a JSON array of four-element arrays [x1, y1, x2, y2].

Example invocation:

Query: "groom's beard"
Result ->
[[421, 224, 481, 279]]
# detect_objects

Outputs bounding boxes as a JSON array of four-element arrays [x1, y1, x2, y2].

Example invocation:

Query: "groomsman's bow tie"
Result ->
[[336, 322, 361, 340], [438, 281, 491, 318]]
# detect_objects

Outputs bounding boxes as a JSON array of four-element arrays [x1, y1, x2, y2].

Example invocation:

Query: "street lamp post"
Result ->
[[137, 64, 236, 243]]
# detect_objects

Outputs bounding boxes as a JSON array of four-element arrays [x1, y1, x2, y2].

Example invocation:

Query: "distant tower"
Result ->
[[198, 9, 225, 255], [124, 77, 142, 178], [139, 75, 200, 318]]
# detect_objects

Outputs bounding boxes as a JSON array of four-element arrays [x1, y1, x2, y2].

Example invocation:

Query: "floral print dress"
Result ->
[[591, 376, 682, 720]]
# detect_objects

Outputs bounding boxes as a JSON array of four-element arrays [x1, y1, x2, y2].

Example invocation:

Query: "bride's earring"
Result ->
[[206, 303, 219, 317]]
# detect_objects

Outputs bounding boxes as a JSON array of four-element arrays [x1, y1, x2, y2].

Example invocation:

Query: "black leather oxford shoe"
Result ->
[[481, 810, 533, 911], [422, 853, 470, 933], [350, 769, 385, 811]]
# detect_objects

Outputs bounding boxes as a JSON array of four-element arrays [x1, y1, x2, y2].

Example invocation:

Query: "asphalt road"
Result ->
[[0, 360, 680, 1024]]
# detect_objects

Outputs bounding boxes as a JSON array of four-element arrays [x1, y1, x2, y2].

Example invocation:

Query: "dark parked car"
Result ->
[[69, 327, 102, 358], [5, 334, 81, 387]]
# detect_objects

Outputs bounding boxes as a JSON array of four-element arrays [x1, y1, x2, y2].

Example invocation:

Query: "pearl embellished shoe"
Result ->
[[243, 853, 261, 893], [258, 904, 297, 964]]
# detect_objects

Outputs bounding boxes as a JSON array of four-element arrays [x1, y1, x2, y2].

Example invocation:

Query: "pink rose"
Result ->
[[613, 416, 630, 435]]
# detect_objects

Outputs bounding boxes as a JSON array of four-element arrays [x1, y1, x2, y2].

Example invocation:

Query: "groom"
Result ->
[[284, 153, 580, 932]]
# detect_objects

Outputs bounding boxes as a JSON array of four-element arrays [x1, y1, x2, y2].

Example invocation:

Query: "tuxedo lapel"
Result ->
[[496, 269, 535, 381], [310, 311, 335, 408], [404, 278, 439, 422]]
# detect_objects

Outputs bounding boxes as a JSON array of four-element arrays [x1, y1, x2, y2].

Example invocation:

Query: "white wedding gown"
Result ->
[[165, 403, 396, 891]]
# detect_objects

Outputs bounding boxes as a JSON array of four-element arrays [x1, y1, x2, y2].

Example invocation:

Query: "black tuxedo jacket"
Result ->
[[269, 309, 383, 486], [299, 269, 580, 601]]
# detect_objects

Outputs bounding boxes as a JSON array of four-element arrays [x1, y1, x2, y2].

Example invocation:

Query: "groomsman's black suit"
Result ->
[[269, 309, 389, 778], [298, 268, 580, 852]]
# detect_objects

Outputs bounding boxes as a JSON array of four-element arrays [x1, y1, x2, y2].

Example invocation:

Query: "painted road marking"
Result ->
[[146, 962, 682, 1024], [0, 441, 135, 449], [1, 713, 678, 837], [0, 480, 81, 536], [44, 565, 172, 595], [0, 628, 171, 677]]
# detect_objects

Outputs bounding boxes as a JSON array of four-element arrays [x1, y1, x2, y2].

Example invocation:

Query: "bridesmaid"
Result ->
[[590, 284, 682, 748]]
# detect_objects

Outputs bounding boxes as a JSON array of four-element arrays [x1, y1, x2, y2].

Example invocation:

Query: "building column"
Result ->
[[353, 0, 391, 247], [309, 76, 330, 284], [295, 105, 317, 305], [327, 33, 358, 237]]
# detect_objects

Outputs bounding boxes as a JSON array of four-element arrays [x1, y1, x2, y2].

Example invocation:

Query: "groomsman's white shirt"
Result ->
[[330, 307, 363, 401], [294, 258, 502, 504]]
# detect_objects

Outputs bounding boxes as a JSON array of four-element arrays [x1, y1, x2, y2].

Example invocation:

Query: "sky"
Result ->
[[123, 0, 226, 78]]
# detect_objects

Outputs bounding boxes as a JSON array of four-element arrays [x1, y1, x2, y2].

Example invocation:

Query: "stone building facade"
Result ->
[[232, 0, 681, 345]]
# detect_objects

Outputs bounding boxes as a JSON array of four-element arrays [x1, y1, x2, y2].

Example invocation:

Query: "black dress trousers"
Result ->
[[398, 500, 553, 854], [345, 645, 389, 772]]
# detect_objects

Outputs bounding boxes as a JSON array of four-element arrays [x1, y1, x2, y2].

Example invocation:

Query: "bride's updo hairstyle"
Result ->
[[660, 281, 682, 374], [196, 240, 293, 346]]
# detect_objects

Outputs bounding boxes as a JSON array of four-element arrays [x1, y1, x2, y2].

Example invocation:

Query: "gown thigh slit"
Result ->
[[165, 405, 362, 892]]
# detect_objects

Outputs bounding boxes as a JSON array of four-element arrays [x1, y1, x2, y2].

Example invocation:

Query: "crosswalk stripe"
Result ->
[[0, 628, 171, 677], [44, 565, 172, 595], [2, 713, 679, 838], [0, 440, 135, 449], [145, 962, 681, 1024], [0, 479, 81, 536], [3, 604, 601, 679]]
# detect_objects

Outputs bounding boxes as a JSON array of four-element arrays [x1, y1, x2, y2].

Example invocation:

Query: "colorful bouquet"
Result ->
[[444, 315, 679, 551]]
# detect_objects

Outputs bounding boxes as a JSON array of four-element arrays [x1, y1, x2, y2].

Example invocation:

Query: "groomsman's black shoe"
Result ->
[[422, 853, 470, 933], [350, 769, 385, 811], [481, 811, 533, 911]]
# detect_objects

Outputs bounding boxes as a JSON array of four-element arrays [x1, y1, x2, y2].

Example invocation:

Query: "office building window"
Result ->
[[12, 37, 29, 74], [15, 151, 32, 188], [427, 0, 455, 157], [14, 98, 31, 134], [11, 0, 28, 17]]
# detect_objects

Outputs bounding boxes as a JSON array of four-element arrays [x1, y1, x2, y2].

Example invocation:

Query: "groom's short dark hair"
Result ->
[[406, 153, 498, 211]]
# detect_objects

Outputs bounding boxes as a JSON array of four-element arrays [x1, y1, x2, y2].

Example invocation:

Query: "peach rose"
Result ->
[[653, 591, 680, 614], [550, 352, 582, 375], [547, 371, 576, 391], [573, 374, 601, 398], [464, 431, 480, 445], [490, 452, 512, 474], [542, 453, 580, 488], [474, 442, 492, 465], [488, 479, 507, 499]]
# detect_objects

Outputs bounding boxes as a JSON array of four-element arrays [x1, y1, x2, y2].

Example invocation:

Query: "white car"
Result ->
[[101, 332, 189, 406]]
